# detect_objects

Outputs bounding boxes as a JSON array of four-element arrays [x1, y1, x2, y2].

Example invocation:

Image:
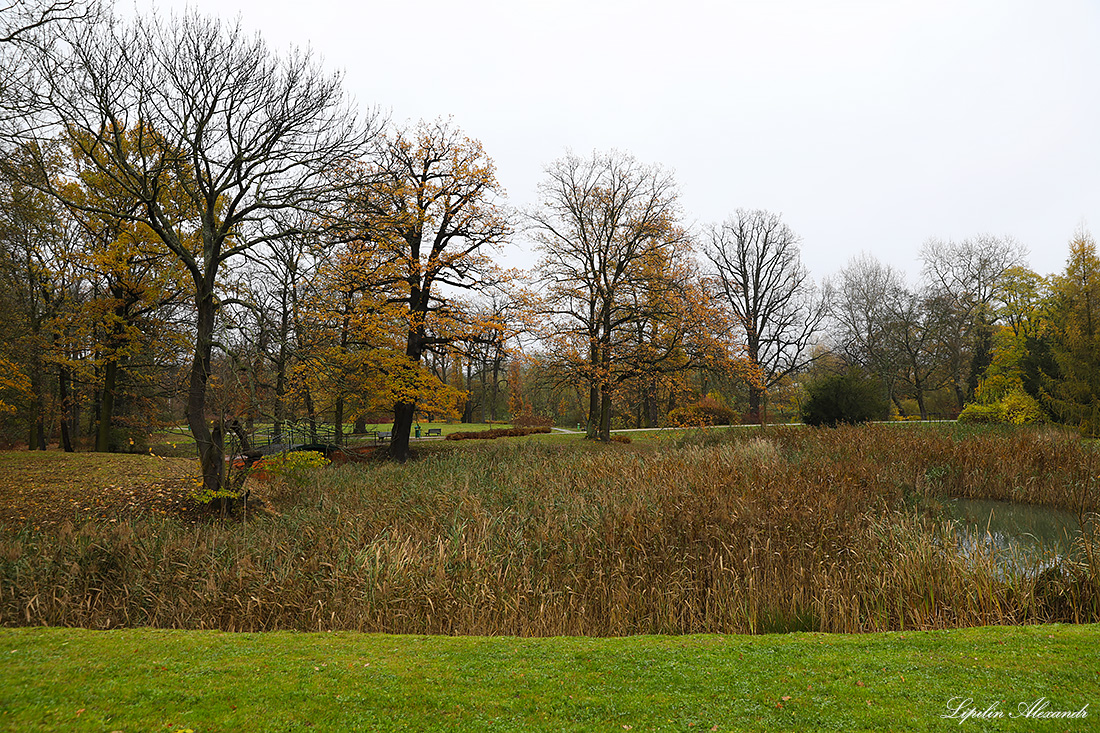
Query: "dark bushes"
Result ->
[[512, 413, 555, 428], [801, 367, 889, 427]]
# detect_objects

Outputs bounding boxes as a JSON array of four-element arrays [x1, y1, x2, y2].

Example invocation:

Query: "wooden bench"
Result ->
[[376, 431, 392, 443], [426, 428, 442, 437]]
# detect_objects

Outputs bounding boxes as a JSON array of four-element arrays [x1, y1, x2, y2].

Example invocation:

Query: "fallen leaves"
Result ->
[[0, 451, 203, 527]]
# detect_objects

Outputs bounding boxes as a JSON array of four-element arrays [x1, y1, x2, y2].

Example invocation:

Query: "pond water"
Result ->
[[942, 498, 1096, 575]]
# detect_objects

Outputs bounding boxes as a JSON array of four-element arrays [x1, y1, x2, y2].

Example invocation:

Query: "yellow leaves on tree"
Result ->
[[0, 356, 32, 415]]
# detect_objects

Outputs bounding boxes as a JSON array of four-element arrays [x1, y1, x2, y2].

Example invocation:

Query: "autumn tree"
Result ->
[[450, 291, 524, 423], [0, 160, 77, 448], [530, 150, 696, 440], [963, 265, 1054, 412], [362, 119, 512, 459], [2, 11, 380, 496], [60, 127, 192, 452], [705, 209, 827, 423]]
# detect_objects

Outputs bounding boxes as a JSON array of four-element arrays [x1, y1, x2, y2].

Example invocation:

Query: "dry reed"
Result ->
[[1, 424, 1097, 634]]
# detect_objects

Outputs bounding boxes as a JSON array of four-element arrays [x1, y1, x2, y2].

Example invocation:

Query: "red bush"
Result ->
[[512, 413, 555, 428], [446, 426, 552, 441]]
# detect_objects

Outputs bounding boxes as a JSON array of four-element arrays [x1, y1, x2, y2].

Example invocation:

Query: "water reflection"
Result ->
[[942, 498, 1096, 576]]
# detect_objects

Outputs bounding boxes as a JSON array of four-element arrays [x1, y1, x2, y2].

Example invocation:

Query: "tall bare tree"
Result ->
[[0, 0, 98, 44], [3, 10, 380, 497], [705, 209, 827, 423], [530, 150, 690, 440], [920, 234, 1027, 408]]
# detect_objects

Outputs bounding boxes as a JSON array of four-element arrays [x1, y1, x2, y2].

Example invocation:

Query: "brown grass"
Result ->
[[1, 424, 1097, 634]]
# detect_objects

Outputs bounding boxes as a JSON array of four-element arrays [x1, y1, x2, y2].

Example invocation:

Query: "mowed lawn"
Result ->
[[1, 624, 1098, 732]]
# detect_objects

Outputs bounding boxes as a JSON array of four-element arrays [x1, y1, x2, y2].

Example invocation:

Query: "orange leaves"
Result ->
[[0, 357, 32, 415]]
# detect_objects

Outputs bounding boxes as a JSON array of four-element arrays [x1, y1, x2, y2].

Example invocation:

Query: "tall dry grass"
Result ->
[[1, 424, 1097, 634]]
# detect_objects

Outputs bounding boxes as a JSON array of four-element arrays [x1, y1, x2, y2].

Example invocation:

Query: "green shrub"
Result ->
[[1000, 391, 1045, 425], [250, 450, 330, 485], [957, 403, 1003, 424], [800, 368, 889, 427], [959, 391, 1045, 426]]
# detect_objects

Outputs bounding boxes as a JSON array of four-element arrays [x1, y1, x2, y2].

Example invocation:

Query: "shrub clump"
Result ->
[[249, 450, 330, 483], [800, 367, 889, 427], [512, 413, 555, 428], [668, 395, 734, 427], [957, 404, 1002, 424], [446, 426, 552, 440], [958, 391, 1045, 426]]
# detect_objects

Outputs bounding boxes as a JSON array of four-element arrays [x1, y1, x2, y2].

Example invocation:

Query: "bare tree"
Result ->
[[834, 254, 953, 420], [920, 234, 1027, 408], [1, 0, 103, 132], [834, 254, 906, 405], [0, 0, 99, 44], [530, 149, 689, 440], [705, 209, 827, 423], [2, 11, 381, 498]]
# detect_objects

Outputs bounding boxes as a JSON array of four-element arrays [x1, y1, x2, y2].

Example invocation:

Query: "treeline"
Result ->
[[2, 1, 1099, 494]]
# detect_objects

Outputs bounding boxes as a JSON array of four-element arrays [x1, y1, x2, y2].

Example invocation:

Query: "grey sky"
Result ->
[[133, 0, 1100, 282]]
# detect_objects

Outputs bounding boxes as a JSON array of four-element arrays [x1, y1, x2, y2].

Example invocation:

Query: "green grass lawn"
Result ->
[[1, 624, 1097, 731]]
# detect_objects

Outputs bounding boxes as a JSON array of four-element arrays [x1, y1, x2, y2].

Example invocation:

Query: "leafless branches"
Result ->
[[705, 209, 827, 421]]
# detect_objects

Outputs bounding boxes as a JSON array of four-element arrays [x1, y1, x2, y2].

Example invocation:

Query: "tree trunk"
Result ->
[[915, 382, 929, 421], [596, 337, 613, 441], [586, 384, 599, 439], [334, 394, 344, 447], [187, 290, 224, 499], [389, 320, 426, 458], [58, 363, 73, 452], [598, 386, 612, 441], [28, 370, 45, 450], [644, 382, 659, 428], [96, 359, 117, 452], [389, 401, 415, 460], [747, 386, 763, 425], [302, 387, 318, 444], [746, 339, 763, 424], [489, 357, 501, 422]]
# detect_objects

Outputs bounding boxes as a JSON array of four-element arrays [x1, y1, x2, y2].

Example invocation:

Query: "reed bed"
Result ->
[[1, 424, 1097, 634]]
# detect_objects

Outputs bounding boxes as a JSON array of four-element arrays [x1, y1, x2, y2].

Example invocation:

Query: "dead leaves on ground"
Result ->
[[0, 451, 203, 528]]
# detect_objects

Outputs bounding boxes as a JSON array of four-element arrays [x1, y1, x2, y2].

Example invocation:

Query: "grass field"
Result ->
[[2, 624, 1097, 731]]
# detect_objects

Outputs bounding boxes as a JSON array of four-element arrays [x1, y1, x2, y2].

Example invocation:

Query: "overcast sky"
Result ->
[[130, 0, 1100, 282]]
